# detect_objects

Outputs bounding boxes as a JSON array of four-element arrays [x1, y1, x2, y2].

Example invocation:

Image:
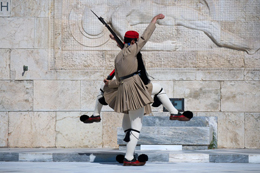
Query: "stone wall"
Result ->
[[0, 0, 259, 149]]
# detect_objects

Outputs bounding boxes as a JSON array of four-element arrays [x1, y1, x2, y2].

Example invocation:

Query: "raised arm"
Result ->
[[129, 14, 165, 54], [151, 14, 165, 24]]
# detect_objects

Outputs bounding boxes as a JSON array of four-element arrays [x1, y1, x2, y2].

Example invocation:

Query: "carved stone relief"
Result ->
[[53, 0, 260, 69]]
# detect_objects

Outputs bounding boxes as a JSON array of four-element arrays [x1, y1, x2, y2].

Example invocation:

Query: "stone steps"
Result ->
[[142, 115, 214, 127], [117, 126, 213, 145], [117, 115, 217, 150], [0, 148, 259, 163]]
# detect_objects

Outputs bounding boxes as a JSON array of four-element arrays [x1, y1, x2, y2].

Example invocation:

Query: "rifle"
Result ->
[[91, 10, 124, 80], [91, 10, 150, 85]]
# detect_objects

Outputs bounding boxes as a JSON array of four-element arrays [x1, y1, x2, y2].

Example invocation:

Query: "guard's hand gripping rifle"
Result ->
[[91, 10, 123, 80]]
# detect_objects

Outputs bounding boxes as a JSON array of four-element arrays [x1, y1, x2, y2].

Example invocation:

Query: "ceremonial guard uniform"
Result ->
[[104, 26, 155, 115], [104, 15, 163, 166], [80, 14, 193, 166]]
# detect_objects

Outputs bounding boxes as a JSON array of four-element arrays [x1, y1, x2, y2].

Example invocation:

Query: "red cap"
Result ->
[[124, 31, 139, 39]]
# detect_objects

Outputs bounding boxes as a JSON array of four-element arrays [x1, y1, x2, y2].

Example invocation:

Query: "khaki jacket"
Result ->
[[105, 22, 156, 114]]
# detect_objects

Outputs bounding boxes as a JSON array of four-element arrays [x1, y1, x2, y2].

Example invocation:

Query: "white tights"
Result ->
[[93, 90, 103, 116], [122, 107, 144, 161], [151, 83, 178, 114]]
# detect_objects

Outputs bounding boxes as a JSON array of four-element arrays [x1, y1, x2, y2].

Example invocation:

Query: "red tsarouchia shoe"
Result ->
[[170, 114, 190, 121], [123, 158, 146, 166], [80, 115, 101, 123], [170, 111, 193, 121]]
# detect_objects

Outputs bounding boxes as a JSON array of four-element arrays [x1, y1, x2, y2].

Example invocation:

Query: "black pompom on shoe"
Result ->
[[116, 154, 124, 163], [138, 154, 148, 162], [183, 111, 193, 119], [80, 115, 89, 122]]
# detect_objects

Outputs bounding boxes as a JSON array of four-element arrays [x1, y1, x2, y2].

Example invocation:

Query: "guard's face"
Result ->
[[130, 38, 139, 45]]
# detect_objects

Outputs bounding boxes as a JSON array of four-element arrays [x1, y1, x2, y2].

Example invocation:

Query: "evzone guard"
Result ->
[[80, 12, 193, 166]]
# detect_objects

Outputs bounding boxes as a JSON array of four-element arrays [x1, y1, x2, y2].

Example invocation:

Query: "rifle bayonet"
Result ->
[[91, 10, 106, 25], [91, 10, 124, 49]]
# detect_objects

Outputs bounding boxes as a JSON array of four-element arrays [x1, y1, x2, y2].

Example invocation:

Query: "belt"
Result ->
[[120, 71, 140, 81]]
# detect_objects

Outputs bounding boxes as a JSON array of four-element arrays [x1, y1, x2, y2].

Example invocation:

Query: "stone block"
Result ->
[[142, 52, 163, 69], [0, 112, 8, 147], [144, 51, 197, 69], [8, 112, 56, 148], [53, 153, 91, 162], [244, 69, 260, 81], [53, 152, 121, 162], [19, 153, 53, 162], [0, 49, 10, 79], [245, 50, 260, 68], [142, 116, 215, 127], [0, 153, 19, 161], [91, 153, 120, 162], [137, 25, 176, 44], [182, 146, 209, 150], [197, 50, 245, 68], [104, 51, 119, 70], [197, 112, 219, 148], [81, 81, 112, 112], [140, 152, 169, 162], [0, 0, 11, 16], [244, 113, 260, 148], [217, 113, 244, 148], [31, 112, 56, 147], [11, 49, 55, 80], [221, 81, 260, 112], [169, 154, 209, 163], [35, 18, 49, 48], [58, 51, 106, 70], [175, 26, 216, 51], [209, 154, 248, 163], [8, 112, 33, 147], [244, 0, 260, 21], [219, 21, 241, 38], [140, 145, 182, 151], [163, 51, 197, 68], [249, 155, 260, 163], [56, 70, 104, 80], [102, 112, 123, 148], [230, 21, 260, 40], [147, 69, 196, 81], [172, 81, 220, 111], [11, 0, 50, 17], [117, 126, 213, 145], [0, 81, 33, 111], [196, 69, 244, 81], [56, 112, 102, 148], [213, 1, 247, 21], [0, 18, 34, 48], [119, 145, 140, 151], [34, 81, 80, 111]]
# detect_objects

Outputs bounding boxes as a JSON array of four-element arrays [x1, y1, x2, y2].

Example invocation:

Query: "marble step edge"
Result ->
[[142, 115, 217, 127], [0, 152, 259, 163]]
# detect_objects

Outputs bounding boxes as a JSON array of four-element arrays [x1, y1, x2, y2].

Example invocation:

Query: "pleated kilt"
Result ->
[[104, 75, 153, 114]]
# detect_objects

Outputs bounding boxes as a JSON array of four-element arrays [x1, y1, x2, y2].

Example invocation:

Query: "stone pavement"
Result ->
[[1, 162, 260, 173], [1, 148, 260, 163]]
